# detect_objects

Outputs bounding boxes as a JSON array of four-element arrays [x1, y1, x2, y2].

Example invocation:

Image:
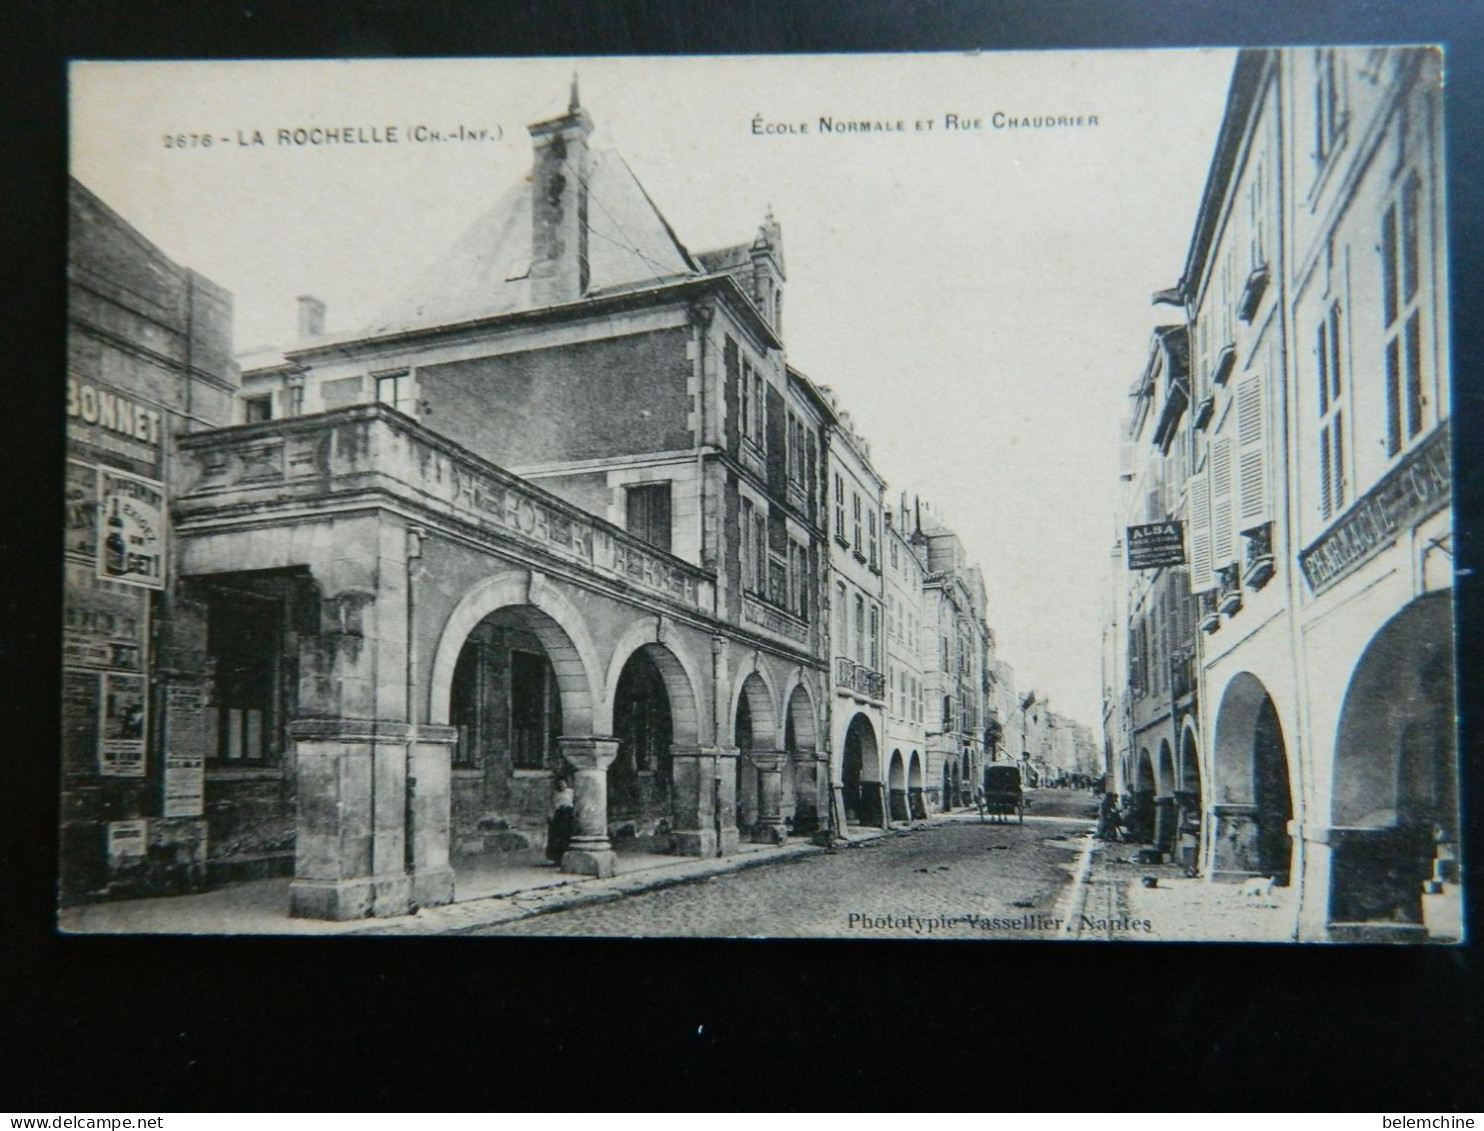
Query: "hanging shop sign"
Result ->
[[99, 671, 148, 777], [97, 468, 166, 589], [1126, 521, 1186, 570]]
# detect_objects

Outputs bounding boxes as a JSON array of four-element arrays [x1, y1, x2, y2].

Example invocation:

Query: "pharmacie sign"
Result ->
[[1126, 521, 1186, 570], [97, 468, 166, 589]]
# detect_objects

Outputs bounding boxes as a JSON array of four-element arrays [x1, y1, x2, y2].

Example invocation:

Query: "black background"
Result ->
[[3, 0, 1481, 1113]]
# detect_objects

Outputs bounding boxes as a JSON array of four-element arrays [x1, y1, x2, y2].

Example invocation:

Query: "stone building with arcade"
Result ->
[[1107, 47, 1458, 941], [149, 88, 833, 918], [63, 86, 1057, 924]]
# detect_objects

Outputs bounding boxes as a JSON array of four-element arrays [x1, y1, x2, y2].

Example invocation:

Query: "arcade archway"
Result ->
[[841, 713, 881, 826], [887, 750, 909, 822], [1211, 672, 1294, 884], [1328, 593, 1458, 935]]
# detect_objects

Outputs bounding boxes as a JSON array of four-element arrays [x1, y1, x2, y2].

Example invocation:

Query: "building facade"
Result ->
[[883, 500, 929, 814], [164, 89, 836, 918], [62, 180, 239, 902], [818, 393, 890, 827], [1107, 47, 1458, 941], [915, 514, 990, 813]]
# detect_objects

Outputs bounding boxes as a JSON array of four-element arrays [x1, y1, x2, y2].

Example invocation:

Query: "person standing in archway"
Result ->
[[546, 773, 576, 864]]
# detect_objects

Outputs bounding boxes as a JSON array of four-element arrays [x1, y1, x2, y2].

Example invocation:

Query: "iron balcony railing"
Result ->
[[835, 656, 885, 700]]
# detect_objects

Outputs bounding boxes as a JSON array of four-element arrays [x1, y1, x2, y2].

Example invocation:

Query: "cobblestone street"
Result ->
[[474, 790, 1099, 939]]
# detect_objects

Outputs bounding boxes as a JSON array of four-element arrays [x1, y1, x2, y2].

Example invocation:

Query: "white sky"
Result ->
[[70, 51, 1236, 728]]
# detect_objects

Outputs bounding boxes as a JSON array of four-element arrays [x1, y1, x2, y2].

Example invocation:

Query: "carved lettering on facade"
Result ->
[[1300, 423, 1451, 593]]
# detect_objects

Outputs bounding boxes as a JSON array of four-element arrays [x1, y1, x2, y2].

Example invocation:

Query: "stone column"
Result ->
[[1322, 824, 1433, 942], [1153, 794, 1177, 858], [749, 750, 789, 845], [1208, 802, 1261, 880], [288, 719, 413, 920], [559, 736, 619, 878], [790, 752, 822, 836], [671, 745, 741, 857], [888, 784, 909, 823], [874, 781, 891, 828], [408, 725, 458, 909], [909, 786, 927, 821]]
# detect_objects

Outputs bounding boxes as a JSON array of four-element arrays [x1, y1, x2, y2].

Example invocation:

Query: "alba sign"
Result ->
[[1126, 521, 1186, 570]]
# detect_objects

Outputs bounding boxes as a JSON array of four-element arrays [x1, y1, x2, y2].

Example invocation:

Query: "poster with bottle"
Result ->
[[96, 467, 166, 589], [99, 671, 148, 777]]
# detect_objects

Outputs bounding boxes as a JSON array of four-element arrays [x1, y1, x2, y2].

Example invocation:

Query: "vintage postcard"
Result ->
[[61, 50, 1459, 942]]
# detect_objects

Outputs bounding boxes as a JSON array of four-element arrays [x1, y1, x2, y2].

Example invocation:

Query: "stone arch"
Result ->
[[1211, 671, 1295, 883], [841, 712, 882, 826], [601, 617, 705, 746], [1157, 739, 1175, 795], [780, 669, 820, 753], [428, 570, 600, 734], [1328, 592, 1457, 930], [1179, 720, 1202, 796], [731, 664, 780, 748]]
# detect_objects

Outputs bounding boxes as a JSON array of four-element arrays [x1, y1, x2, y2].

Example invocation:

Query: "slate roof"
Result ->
[[364, 149, 702, 338]]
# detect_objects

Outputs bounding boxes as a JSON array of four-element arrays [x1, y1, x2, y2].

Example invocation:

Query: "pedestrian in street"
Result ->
[[1096, 791, 1121, 841], [546, 773, 576, 864]]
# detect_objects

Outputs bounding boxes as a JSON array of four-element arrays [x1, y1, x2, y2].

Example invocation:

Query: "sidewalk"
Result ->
[[57, 820, 908, 937], [1070, 836, 1300, 943]]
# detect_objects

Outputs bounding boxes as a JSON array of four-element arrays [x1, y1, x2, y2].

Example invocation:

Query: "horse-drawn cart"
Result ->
[[980, 764, 1025, 824]]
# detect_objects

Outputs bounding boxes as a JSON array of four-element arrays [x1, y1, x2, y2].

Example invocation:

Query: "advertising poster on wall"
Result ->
[[99, 671, 148, 777], [96, 467, 166, 590]]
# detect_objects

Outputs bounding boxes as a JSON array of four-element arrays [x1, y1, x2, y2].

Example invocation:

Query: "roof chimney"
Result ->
[[527, 76, 594, 307], [296, 294, 326, 339]]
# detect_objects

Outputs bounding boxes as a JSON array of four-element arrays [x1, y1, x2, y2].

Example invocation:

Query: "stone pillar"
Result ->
[[558, 736, 619, 878], [1208, 802, 1261, 881], [289, 719, 413, 920], [909, 786, 927, 820], [888, 785, 910, 823], [749, 751, 789, 845], [874, 781, 891, 828], [790, 752, 822, 836], [1322, 824, 1433, 942], [671, 745, 741, 857], [408, 725, 458, 909], [1153, 794, 1177, 858]]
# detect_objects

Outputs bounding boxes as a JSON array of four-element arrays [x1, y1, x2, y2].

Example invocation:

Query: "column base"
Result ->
[[290, 874, 411, 921], [749, 823, 788, 846], [1326, 921, 1430, 945], [672, 829, 718, 857], [411, 867, 456, 909], [562, 846, 617, 878]]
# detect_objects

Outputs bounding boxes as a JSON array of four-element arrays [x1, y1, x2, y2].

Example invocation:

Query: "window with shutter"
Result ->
[[1211, 435, 1235, 567], [1189, 474, 1214, 592], [625, 483, 671, 553], [1317, 301, 1347, 518], [1236, 374, 1267, 528]]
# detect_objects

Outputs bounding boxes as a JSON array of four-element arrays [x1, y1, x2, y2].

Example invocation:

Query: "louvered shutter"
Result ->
[[1236, 374, 1267, 527], [1188, 474, 1215, 591], [1211, 435, 1235, 569]]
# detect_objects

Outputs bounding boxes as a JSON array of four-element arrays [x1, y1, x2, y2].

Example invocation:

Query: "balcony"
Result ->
[[175, 404, 715, 612], [1243, 521, 1275, 590], [834, 656, 885, 701], [1216, 563, 1243, 617], [1197, 590, 1220, 634]]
